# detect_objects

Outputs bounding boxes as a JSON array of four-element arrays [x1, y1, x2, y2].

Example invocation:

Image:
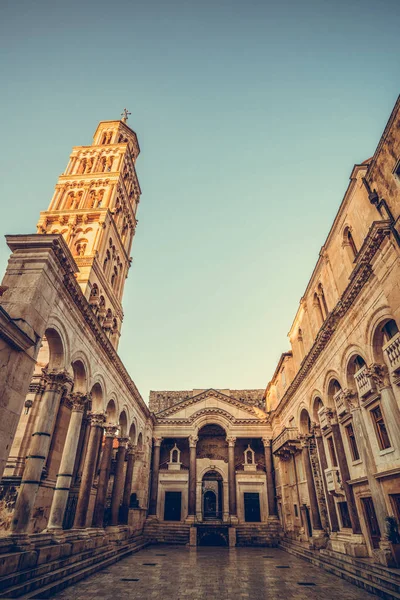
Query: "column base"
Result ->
[[310, 529, 328, 549], [189, 527, 197, 546], [228, 527, 237, 547], [185, 515, 196, 524]]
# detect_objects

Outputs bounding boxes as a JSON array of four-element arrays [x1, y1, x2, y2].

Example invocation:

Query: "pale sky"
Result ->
[[0, 0, 399, 403]]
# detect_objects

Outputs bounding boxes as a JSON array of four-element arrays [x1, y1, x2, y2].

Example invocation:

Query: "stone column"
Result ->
[[301, 437, 323, 532], [149, 437, 162, 516], [226, 436, 237, 517], [47, 392, 88, 530], [329, 410, 361, 534], [368, 363, 400, 447], [11, 370, 72, 534], [188, 435, 198, 517], [348, 392, 389, 539], [73, 412, 106, 528], [262, 438, 278, 518], [313, 425, 339, 532], [110, 437, 129, 526], [92, 424, 118, 528], [120, 443, 136, 525]]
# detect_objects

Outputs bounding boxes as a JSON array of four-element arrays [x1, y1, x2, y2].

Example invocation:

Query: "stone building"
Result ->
[[0, 113, 153, 594], [265, 96, 400, 567], [0, 99, 400, 596]]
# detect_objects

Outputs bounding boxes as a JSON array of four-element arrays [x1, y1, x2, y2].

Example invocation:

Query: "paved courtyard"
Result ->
[[52, 545, 378, 599]]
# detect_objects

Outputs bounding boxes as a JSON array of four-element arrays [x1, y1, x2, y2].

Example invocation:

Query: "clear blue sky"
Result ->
[[0, 0, 399, 403]]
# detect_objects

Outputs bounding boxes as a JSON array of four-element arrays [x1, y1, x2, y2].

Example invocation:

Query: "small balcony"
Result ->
[[324, 466, 343, 495], [318, 407, 330, 431], [354, 365, 375, 399], [272, 427, 301, 458], [334, 390, 349, 417], [383, 331, 400, 374]]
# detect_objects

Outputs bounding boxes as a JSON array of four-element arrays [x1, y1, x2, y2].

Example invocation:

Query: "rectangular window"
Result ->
[[371, 405, 391, 450], [338, 501, 352, 529], [294, 504, 298, 517], [345, 423, 360, 461], [327, 436, 338, 467]]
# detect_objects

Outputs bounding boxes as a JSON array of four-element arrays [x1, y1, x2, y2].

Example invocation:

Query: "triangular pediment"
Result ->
[[155, 388, 268, 422]]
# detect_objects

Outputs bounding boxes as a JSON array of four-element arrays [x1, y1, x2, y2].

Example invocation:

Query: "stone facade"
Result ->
[[265, 96, 400, 567], [0, 114, 152, 549]]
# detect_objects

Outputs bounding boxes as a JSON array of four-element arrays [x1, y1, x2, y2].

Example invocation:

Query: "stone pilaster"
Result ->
[[148, 437, 162, 517], [328, 410, 361, 534], [47, 392, 88, 530], [226, 436, 237, 517], [120, 443, 136, 524], [11, 369, 72, 534], [92, 424, 118, 528], [313, 424, 339, 532], [73, 412, 106, 528], [300, 436, 323, 533], [262, 438, 278, 518], [188, 435, 198, 517], [110, 437, 129, 526]]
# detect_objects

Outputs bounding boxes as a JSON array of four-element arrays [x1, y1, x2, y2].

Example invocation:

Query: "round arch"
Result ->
[[191, 412, 232, 436]]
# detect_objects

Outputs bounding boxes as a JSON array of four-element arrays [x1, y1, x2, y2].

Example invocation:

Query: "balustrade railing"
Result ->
[[333, 389, 349, 417], [383, 331, 400, 374], [354, 364, 375, 398], [324, 466, 343, 494], [271, 427, 300, 455]]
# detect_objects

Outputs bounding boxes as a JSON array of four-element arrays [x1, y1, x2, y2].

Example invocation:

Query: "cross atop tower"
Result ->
[[121, 108, 131, 123]]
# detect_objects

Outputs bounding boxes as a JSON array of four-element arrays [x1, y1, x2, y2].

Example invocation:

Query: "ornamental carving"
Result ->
[[367, 363, 389, 390], [88, 412, 106, 427]]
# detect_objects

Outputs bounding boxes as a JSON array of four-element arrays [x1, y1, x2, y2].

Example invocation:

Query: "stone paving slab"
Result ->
[[51, 545, 379, 599]]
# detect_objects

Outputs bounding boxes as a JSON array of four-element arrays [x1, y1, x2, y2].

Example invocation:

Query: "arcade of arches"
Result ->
[[0, 100, 400, 597]]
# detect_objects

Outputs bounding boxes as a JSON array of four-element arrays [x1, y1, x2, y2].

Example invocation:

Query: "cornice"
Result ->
[[155, 388, 268, 420], [5, 234, 150, 418], [274, 220, 391, 417], [156, 406, 270, 427]]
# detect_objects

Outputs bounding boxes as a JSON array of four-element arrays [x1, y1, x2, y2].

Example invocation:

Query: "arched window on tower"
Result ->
[[111, 266, 118, 289], [313, 292, 324, 327]]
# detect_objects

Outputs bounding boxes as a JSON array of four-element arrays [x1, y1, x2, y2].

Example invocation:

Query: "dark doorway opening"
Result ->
[[361, 497, 381, 549], [244, 492, 261, 522], [198, 532, 227, 546], [164, 491, 181, 521], [202, 470, 223, 520]]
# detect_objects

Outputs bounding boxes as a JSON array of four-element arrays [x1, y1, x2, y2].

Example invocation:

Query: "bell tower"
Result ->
[[37, 110, 141, 350]]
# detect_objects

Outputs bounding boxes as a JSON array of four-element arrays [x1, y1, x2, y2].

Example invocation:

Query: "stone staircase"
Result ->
[[236, 521, 282, 547], [279, 538, 400, 600], [0, 532, 148, 599], [143, 521, 191, 545]]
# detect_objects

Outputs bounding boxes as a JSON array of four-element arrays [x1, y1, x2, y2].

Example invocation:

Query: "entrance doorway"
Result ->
[[164, 491, 182, 521], [244, 492, 261, 522], [202, 470, 223, 520], [361, 497, 381, 549]]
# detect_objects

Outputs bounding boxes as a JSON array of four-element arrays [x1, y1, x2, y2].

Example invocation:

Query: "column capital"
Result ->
[[189, 435, 198, 448], [127, 443, 136, 455], [299, 434, 312, 449], [262, 437, 272, 448], [88, 411, 106, 427], [153, 436, 163, 447], [104, 423, 118, 438], [70, 392, 89, 412], [117, 437, 129, 449], [226, 436, 236, 447], [42, 368, 73, 393], [311, 423, 322, 438], [367, 362, 390, 390]]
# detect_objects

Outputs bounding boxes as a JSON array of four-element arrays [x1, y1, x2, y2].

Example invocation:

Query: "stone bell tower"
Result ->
[[36, 110, 141, 350]]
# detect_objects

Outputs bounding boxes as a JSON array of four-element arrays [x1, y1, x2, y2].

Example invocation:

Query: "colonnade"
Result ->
[[10, 371, 142, 536]]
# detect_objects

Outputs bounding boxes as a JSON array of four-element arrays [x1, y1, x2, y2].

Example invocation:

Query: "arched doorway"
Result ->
[[202, 470, 223, 520]]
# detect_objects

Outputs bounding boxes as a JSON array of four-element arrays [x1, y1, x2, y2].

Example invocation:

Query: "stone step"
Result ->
[[320, 548, 400, 584], [0, 538, 147, 599], [279, 540, 400, 600]]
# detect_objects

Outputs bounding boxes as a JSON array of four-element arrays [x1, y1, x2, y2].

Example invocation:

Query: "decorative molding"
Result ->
[[273, 220, 391, 417]]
